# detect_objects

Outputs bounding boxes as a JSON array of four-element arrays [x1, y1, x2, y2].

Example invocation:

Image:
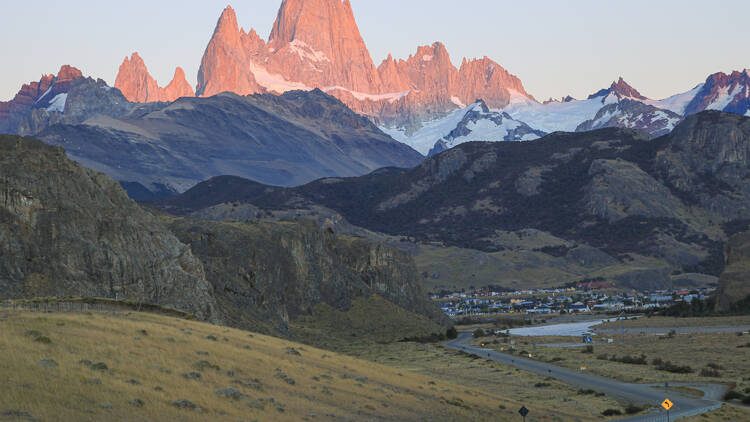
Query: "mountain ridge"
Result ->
[[36, 88, 423, 194], [157, 111, 750, 296]]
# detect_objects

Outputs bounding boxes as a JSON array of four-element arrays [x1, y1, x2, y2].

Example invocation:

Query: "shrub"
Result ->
[[597, 353, 609, 360], [742, 396, 750, 405], [610, 354, 648, 365], [654, 360, 693, 374], [472, 328, 486, 338], [446, 326, 458, 339], [700, 367, 721, 377], [624, 404, 644, 415], [601, 409, 622, 416], [724, 390, 744, 401], [581, 345, 594, 354]]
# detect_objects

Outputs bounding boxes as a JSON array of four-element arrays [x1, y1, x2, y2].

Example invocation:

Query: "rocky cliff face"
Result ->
[[167, 218, 446, 333], [0, 134, 443, 338], [716, 230, 750, 311], [0, 135, 219, 320], [115, 53, 194, 103], [195, 6, 267, 98], [267, 0, 382, 94], [656, 111, 750, 219]]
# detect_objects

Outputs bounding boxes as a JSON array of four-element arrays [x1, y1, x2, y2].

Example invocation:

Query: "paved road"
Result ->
[[444, 332, 724, 421]]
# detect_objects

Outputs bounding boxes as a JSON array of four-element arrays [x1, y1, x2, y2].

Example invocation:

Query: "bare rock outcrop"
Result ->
[[115, 53, 194, 103], [192, 1, 535, 127], [0, 135, 218, 321]]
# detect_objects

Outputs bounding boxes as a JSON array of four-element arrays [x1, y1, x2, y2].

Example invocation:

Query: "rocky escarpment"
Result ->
[[166, 218, 447, 333], [0, 134, 444, 340], [0, 135, 218, 320], [716, 229, 750, 311]]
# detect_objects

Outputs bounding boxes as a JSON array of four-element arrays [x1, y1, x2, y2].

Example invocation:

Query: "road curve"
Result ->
[[444, 332, 724, 421]]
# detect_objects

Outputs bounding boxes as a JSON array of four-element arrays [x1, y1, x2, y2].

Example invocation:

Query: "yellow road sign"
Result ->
[[662, 398, 673, 411]]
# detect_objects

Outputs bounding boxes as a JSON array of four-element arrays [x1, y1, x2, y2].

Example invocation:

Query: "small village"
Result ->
[[432, 282, 717, 318]]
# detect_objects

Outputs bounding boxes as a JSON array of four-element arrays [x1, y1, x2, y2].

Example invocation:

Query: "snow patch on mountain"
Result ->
[[248, 62, 312, 93], [47, 93, 68, 113], [575, 99, 682, 137], [646, 84, 703, 115], [324, 86, 410, 103], [706, 85, 745, 111], [451, 96, 465, 108], [381, 107, 470, 155], [426, 101, 547, 156], [505, 94, 617, 133], [507, 89, 538, 108], [288, 39, 330, 63]]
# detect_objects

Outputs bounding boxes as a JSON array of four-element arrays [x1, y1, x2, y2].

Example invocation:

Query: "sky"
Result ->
[[2, 0, 749, 102]]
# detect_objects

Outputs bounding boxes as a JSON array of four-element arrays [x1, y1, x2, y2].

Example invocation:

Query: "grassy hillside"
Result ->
[[0, 309, 597, 422]]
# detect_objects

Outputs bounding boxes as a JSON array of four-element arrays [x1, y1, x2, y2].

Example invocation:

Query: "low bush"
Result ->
[[724, 390, 744, 401], [624, 404, 645, 415], [654, 360, 693, 374], [601, 409, 622, 416], [700, 367, 721, 377], [446, 326, 458, 339], [581, 345, 594, 354], [610, 354, 648, 365]]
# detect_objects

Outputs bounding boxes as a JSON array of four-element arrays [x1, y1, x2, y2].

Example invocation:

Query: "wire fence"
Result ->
[[0, 299, 192, 319], [616, 402, 723, 422]]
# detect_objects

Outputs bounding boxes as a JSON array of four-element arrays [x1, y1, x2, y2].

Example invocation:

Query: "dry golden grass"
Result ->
[[335, 341, 628, 421], [684, 403, 750, 421], [485, 331, 750, 390], [0, 310, 607, 422], [595, 315, 750, 330]]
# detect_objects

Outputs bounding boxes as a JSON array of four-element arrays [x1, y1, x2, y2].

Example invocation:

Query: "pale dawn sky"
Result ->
[[2, 0, 748, 102]]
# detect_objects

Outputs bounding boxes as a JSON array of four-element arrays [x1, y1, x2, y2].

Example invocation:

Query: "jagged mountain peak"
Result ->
[[215, 5, 240, 36], [610, 76, 647, 100], [192, 1, 533, 125], [683, 69, 750, 116], [588, 77, 646, 101], [115, 52, 194, 103]]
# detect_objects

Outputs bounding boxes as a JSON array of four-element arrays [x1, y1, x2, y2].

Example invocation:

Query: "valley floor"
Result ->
[[470, 316, 750, 420]]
